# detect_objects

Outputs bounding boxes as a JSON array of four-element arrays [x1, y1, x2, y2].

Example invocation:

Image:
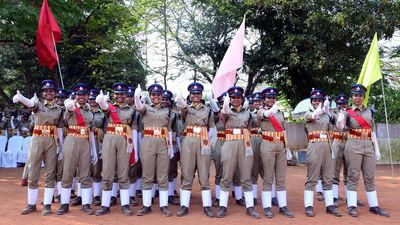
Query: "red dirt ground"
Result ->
[[0, 165, 398, 225]]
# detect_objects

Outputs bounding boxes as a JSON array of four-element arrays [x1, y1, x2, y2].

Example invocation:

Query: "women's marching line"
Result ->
[[13, 80, 390, 219]]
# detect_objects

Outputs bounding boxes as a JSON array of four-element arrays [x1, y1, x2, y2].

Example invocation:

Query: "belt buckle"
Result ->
[[273, 136, 281, 142], [319, 133, 327, 139], [361, 131, 369, 138], [115, 127, 123, 133], [154, 129, 162, 136], [80, 128, 86, 135], [42, 129, 50, 135], [233, 129, 241, 135], [193, 127, 201, 134]]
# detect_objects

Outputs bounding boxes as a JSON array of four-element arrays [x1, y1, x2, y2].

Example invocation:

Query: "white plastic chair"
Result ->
[[0, 136, 8, 167], [17, 136, 32, 164], [1, 136, 24, 168]]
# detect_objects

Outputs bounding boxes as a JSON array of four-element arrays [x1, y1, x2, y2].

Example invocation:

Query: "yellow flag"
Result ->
[[357, 33, 382, 106]]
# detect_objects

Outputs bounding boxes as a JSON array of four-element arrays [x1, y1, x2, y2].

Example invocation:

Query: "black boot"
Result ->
[[246, 207, 261, 219], [42, 204, 51, 216], [93, 196, 101, 206], [21, 204, 36, 215], [326, 205, 342, 217], [82, 204, 94, 215], [71, 197, 82, 206], [56, 204, 69, 215], [212, 198, 219, 207], [110, 196, 117, 206], [130, 197, 139, 206], [168, 196, 179, 206], [136, 206, 151, 216], [235, 199, 245, 207], [348, 206, 358, 217], [216, 206, 227, 218], [122, 205, 132, 216], [271, 197, 279, 207], [203, 206, 215, 218], [369, 206, 390, 217], [279, 206, 294, 218], [263, 207, 274, 218], [253, 198, 258, 205], [176, 206, 189, 217], [160, 206, 172, 217], [95, 206, 110, 216], [305, 206, 315, 217]]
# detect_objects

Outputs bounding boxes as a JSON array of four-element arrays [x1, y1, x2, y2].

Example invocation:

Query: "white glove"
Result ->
[[371, 131, 381, 161], [95, 90, 109, 110], [243, 99, 249, 110], [286, 148, 292, 160], [57, 150, 63, 161], [104, 92, 110, 102], [311, 103, 324, 119], [64, 96, 76, 111], [271, 101, 279, 114], [10, 116, 15, 129], [13, 90, 34, 108], [207, 93, 219, 112], [208, 127, 217, 148], [134, 84, 144, 110], [337, 110, 346, 129], [222, 94, 231, 114], [31, 93, 39, 103], [168, 132, 174, 159], [176, 93, 187, 108], [90, 131, 98, 165]]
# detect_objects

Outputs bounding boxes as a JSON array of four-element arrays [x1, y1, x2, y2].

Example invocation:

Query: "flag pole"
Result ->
[[51, 31, 64, 89], [380, 78, 394, 178]]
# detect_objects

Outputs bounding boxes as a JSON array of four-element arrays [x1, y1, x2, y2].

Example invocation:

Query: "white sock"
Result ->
[[233, 186, 243, 200], [262, 191, 272, 208], [304, 190, 314, 207], [201, 190, 212, 207], [252, 184, 258, 199], [277, 190, 287, 208], [244, 191, 254, 208], [27, 188, 38, 205], [111, 182, 119, 197], [180, 190, 191, 207]]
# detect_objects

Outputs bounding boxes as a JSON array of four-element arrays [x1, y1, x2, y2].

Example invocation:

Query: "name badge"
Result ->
[[193, 127, 201, 134], [320, 133, 327, 139], [154, 130, 162, 135], [116, 127, 124, 133], [233, 129, 241, 135]]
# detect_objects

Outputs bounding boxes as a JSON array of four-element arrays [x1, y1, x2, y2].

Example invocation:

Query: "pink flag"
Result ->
[[212, 16, 245, 97]]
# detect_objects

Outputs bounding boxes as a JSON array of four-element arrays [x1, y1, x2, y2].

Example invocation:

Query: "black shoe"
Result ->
[[246, 207, 261, 219], [326, 205, 342, 217], [42, 204, 51, 216], [136, 206, 151, 216], [263, 207, 274, 218], [82, 204, 94, 215], [203, 206, 215, 218], [316, 192, 324, 201], [56, 204, 69, 215], [168, 196, 179, 206], [305, 206, 315, 217], [93, 196, 101, 206], [253, 198, 258, 205], [122, 205, 132, 216], [71, 196, 82, 206], [95, 206, 110, 216], [369, 206, 390, 217], [212, 198, 219, 207], [176, 206, 189, 217], [357, 200, 365, 207], [110, 196, 117, 206], [160, 206, 172, 217], [130, 197, 139, 206], [334, 198, 339, 208], [216, 206, 227, 218], [236, 199, 246, 207], [21, 204, 36, 215], [279, 206, 294, 218], [136, 190, 142, 198], [348, 206, 358, 217], [271, 197, 279, 207]]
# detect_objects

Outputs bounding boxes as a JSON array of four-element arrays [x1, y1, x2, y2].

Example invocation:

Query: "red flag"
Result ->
[[36, 0, 61, 69]]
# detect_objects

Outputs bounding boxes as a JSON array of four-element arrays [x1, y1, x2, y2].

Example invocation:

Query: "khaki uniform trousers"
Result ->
[[344, 139, 376, 192], [332, 140, 347, 185], [220, 140, 253, 192], [168, 153, 178, 182], [260, 141, 287, 191], [28, 136, 57, 189], [140, 136, 169, 191], [211, 141, 224, 185], [181, 136, 211, 191], [91, 138, 102, 182], [101, 134, 130, 190], [305, 141, 334, 191], [251, 137, 263, 184], [61, 136, 92, 188]]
